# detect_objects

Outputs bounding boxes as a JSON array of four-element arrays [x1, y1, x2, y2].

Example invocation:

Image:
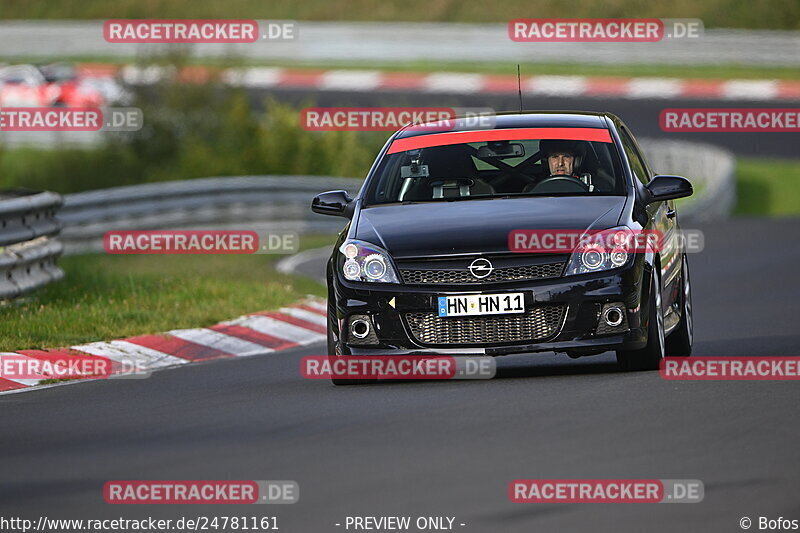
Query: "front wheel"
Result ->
[[665, 254, 693, 357], [617, 267, 665, 371]]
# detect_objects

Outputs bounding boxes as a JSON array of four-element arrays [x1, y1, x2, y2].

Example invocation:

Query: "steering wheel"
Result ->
[[529, 174, 589, 194]]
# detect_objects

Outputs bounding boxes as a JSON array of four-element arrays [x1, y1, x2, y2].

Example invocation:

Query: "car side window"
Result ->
[[619, 128, 650, 185]]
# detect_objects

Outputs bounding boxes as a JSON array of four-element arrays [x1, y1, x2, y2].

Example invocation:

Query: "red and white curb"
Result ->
[[77, 63, 800, 102], [0, 297, 327, 395]]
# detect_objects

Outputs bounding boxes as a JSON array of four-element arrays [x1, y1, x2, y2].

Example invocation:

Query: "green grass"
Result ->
[[0, 94, 386, 194], [1, 0, 797, 29], [0, 234, 336, 352], [735, 157, 800, 216]]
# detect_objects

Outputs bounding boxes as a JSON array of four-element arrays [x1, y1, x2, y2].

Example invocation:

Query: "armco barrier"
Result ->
[[58, 139, 734, 254], [0, 189, 64, 300], [639, 139, 736, 223], [59, 176, 363, 254]]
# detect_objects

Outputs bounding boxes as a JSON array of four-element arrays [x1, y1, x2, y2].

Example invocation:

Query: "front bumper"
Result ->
[[332, 261, 649, 357]]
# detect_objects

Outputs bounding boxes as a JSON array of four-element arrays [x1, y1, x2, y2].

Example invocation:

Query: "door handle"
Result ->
[[666, 209, 676, 219]]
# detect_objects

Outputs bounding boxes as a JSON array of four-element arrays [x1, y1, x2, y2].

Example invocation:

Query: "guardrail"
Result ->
[[59, 176, 363, 254], [58, 139, 735, 254], [0, 189, 64, 300], [2, 22, 799, 67], [639, 139, 736, 223]]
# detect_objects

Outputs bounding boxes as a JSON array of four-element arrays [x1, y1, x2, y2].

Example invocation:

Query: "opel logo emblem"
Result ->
[[468, 258, 493, 279]]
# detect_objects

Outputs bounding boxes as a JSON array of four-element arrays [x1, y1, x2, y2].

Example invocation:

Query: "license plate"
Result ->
[[438, 293, 525, 317]]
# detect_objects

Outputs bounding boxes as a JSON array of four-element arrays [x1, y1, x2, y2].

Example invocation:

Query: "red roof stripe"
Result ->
[[387, 127, 612, 154]]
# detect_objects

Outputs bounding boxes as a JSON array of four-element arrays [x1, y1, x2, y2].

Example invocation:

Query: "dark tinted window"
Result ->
[[365, 137, 625, 205], [619, 127, 650, 184]]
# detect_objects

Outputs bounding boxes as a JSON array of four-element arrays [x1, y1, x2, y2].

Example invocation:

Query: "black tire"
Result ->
[[665, 254, 693, 357], [617, 267, 665, 371], [327, 302, 376, 386], [326, 305, 337, 357]]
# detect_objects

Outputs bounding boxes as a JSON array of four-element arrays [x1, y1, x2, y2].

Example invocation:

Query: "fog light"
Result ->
[[595, 302, 629, 335], [351, 319, 370, 339], [603, 306, 624, 327]]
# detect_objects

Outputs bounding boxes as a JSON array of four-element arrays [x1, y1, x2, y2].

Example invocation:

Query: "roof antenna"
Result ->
[[517, 64, 523, 113]]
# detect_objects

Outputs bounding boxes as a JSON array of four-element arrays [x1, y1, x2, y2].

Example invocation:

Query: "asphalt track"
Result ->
[[248, 87, 800, 160], [1, 217, 798, 532]]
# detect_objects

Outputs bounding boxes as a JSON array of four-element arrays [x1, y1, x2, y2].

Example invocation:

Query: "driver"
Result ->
[[522, 139, 593, 193], [540, 139, 581, 177]]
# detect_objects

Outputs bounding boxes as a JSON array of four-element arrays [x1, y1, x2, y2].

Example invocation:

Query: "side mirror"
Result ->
[[645, 175, 693, 204], [311, 190, 354, 218]]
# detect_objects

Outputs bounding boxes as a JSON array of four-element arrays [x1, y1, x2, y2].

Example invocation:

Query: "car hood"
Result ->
[[355, 196, 627, 258]]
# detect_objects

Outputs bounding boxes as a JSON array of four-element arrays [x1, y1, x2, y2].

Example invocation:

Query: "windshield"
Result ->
[[364, 135, 626, 205]]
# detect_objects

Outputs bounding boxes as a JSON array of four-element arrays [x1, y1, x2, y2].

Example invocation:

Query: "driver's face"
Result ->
[[548, 152, 575, 175]]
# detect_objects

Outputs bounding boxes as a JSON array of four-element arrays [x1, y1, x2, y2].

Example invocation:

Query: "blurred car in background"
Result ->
[[0, 62, 131, 107]]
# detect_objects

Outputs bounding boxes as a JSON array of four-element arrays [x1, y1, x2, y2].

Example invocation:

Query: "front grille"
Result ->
[[405, 305, 565, 346], [400, 262, 564, 285]]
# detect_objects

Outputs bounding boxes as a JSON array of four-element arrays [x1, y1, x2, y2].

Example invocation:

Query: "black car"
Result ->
[[313, 112, 693, 383]]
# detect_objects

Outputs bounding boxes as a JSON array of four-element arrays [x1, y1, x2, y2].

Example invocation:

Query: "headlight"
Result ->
[[565, 226, 634, 276], [338, 240, 400, 283], [580, 243, 605, 270]]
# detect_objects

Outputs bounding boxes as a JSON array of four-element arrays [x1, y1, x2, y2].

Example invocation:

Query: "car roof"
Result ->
[[394, 111, 617, 139], [0, 64, 45, 83]]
